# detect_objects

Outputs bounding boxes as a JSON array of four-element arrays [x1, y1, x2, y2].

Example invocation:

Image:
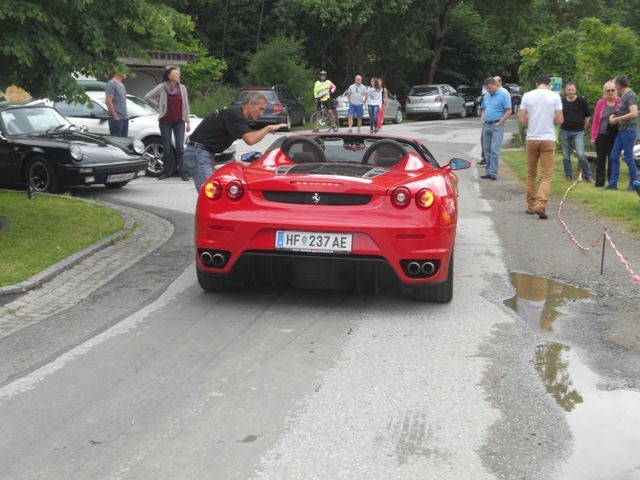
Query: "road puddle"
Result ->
[[504, 272, 640, 480]]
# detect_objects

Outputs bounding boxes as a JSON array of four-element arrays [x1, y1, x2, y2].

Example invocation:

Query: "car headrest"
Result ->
[[281, 136, 327, 163], [361, 139, 408, 167], [292, 151, 317, 164]]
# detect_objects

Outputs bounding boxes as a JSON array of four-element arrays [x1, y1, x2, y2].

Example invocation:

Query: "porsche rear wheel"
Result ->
[[413, 253, 453, 303], [26, 157, 60, 194], [197, 268, 235, 292]]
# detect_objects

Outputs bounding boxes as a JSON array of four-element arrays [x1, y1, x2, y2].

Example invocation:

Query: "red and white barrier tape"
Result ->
[[557, 173, 640, 285], [603, 231, 640, 285], [557, 175, 604, 251]]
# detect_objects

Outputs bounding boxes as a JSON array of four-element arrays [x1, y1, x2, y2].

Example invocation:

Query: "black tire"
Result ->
[[459, 106, 467, 118], [26, 157, 60, 193], [143, 137, 166, 177], [474, 104, 481, 117], [310, 110, 332, 132], [413, 253, 454, 303], [104, 181, 130, 189], [440, 106, 449, 120], [393, 108, 403, 124], [197, 268, 235, 292], [285, 114, 292, 132], [512, 103, 520, 115]]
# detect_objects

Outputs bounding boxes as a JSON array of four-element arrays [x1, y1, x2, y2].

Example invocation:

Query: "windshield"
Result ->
[[235, 90, 278, 103], [86, 93, 157, 117], [127, 96, 158, 115], [1, 107, 70, 135], [409, 86, 439, 96]]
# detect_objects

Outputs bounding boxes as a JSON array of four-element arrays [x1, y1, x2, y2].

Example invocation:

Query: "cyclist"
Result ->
[[313, 70, 337, 132]]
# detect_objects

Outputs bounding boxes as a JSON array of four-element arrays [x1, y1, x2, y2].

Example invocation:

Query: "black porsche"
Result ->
[[0, 105, 148, 193]]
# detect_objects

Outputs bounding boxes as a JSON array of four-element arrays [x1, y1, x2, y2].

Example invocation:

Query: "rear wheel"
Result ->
[[393, 108, 403, 124], [413, 253, 453, 303], [26, 157, 60, 194], [310, 110, 332, 132], [440, 106, 449, 120], [197, 268, 235, 292], [143, 137, 166, 177], [459, 107, 467, 118], [474, 104, 481, 117]]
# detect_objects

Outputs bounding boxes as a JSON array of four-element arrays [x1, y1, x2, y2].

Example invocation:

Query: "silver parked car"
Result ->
[[405, 84, 466, 120], [335, 91, 403, 125]]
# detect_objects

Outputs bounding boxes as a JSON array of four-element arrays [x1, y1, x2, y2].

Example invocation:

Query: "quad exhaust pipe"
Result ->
[[199, 250, 227, 268]]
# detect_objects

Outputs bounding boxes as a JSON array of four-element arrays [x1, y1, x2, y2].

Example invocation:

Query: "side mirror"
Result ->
[[448, 158, 471, 171], [241, 151, 263, 162]]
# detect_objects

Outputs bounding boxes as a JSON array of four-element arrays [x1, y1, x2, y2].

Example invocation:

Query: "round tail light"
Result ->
[[226, 179, 244, 200], [204, 180, 222, 200], [416, 188, 435, 209], [391, 186, 411, 208]]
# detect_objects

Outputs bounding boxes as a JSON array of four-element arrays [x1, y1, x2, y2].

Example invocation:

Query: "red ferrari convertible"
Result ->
[[194, 133, 470, 302]]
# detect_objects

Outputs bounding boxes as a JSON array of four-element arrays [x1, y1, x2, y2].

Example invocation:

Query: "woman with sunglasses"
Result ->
[[591, 81, 620, 187]]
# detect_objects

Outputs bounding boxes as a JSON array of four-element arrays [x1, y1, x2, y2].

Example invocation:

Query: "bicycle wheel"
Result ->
[[310, 110, 332, 132]]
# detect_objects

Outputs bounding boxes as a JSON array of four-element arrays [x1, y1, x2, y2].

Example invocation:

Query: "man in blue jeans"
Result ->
[[105, 71, 128, 137], [560, 82, 592, 181], [607, 75, 640, 193], [480, 77, 511, 180]]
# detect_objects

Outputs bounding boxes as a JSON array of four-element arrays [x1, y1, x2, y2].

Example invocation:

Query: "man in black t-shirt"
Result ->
[[560, 82, 592, 181], [184, 92, 287, 191]]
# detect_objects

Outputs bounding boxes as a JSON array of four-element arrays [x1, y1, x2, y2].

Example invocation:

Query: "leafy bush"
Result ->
[[181, 47, 227, 97], [241, 36, 315, 111], [189, 84, 238, 117]]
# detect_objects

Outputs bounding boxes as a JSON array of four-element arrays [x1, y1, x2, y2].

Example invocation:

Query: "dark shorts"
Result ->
[[317, 99, 336, 111]]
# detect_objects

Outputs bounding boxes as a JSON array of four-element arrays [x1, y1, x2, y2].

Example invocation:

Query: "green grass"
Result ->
[[501, 149, 640, 232], [0, 190, 124, 286]]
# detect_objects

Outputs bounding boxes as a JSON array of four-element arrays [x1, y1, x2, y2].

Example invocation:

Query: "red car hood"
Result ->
[[242, 163, 427, 195]]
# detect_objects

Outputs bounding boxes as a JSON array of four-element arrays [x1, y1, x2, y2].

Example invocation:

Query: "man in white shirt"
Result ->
[[518, 74, 564, 219]]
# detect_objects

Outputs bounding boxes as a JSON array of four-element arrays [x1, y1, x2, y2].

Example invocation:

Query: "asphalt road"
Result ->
[[1, 117, 638, 480]]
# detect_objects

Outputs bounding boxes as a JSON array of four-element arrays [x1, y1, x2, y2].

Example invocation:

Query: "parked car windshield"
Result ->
[[1, 107, 69, 135], [86, 93, 157, 117], [409, 86, 439, 96], [235, 90, 278, 103], [127, 96, 158, 115]]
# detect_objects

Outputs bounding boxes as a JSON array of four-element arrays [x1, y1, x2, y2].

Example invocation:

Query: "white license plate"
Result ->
[[465, 101, 475, 107], [275, 230, 352, 253], [106, 172, 135, 183]]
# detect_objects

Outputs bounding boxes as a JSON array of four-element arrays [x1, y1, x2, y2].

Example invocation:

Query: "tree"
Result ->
[[241, 36, 314, 106], [519, 18, 640, 102], [0, 0, 196, 99]]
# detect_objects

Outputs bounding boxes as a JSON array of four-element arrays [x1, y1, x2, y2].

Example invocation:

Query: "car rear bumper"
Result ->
[[195, 196, 456, 286], [406, 103, 442, 115]]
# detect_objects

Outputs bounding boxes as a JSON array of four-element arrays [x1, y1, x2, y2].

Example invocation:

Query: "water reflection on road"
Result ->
[[505, 272, 640, 480]]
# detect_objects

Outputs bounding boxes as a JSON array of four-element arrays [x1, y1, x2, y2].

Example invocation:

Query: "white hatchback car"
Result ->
[[49, 92, 234, 176]]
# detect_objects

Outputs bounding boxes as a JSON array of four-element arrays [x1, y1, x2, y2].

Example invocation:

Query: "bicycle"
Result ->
[[310, 98, 338, 132]]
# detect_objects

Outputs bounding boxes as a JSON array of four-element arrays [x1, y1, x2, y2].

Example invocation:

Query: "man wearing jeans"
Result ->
[[560, 82, 592, 181], [518, 74, 564, 219], [183, 92, 287, 192], [105, 71, 128, 137], [607, 75, 639, 192], [480, 77, 511, 180]]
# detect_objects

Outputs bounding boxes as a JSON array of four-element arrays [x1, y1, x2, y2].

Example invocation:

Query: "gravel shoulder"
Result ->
[[478, 153, 640, 389]]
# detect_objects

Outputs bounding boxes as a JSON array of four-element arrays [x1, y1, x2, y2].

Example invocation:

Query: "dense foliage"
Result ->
[[4, 0, 640, 102]]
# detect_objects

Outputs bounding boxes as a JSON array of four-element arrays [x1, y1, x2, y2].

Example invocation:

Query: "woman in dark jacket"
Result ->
[[144, 67, 191, 180]]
